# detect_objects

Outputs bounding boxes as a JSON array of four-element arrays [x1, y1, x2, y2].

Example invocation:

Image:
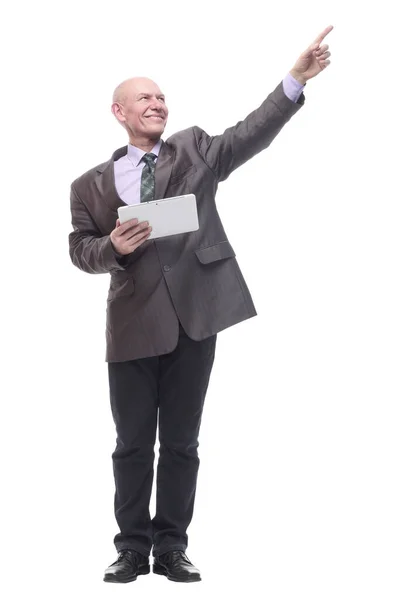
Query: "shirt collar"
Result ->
[[127, 139, 163, 167]]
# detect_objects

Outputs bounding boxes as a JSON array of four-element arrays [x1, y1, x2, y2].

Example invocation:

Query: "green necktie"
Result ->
[[140, 152, 157, 203]]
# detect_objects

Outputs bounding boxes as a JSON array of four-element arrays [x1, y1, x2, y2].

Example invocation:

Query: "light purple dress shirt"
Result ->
[[114, 73, 304, 205]]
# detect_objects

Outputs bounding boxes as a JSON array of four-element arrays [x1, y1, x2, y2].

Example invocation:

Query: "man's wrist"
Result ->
[[110, 238, 123, 257], [289, 70, 307, 86]]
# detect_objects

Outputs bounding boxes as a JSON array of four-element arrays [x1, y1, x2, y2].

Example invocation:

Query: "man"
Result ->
[[68, 26, 333, 583]]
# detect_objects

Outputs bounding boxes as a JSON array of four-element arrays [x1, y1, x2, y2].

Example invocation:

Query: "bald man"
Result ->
[[68, 27, 332, 584]]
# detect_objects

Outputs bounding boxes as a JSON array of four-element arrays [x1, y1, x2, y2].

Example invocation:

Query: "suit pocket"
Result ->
[[107, 276, 135, 301], [169, 164, 197, 185], [195, 241, 236, 264]]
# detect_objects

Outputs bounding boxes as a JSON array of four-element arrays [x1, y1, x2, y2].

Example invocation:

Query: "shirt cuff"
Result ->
[[282, 72, 305, 103]]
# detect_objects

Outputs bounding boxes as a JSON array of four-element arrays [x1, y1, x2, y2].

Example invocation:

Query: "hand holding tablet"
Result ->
[[110, 218, 152, 256], [117, 193, 199, 241]]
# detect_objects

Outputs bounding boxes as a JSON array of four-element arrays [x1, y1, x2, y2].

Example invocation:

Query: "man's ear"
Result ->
[[111, 102, 126, 127]]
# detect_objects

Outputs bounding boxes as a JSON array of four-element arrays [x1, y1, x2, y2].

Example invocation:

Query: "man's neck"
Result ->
[[128, 136, 161, 153]]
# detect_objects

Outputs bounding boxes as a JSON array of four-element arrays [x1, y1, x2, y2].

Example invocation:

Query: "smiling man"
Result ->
[[112, 77, 168, 151], [68, 26, 333, 584]]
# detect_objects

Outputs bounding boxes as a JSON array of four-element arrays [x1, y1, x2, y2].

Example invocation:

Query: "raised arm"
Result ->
[[194, 79, 304, 182], [195, 25, 333, 182]]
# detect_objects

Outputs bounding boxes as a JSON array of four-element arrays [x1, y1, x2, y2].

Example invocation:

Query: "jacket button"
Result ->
[[163, 265, 171, 272]]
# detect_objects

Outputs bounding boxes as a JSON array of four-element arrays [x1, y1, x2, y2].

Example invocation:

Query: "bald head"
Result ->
[[111, 76, 169, 150], [112, 77, 161, 105]]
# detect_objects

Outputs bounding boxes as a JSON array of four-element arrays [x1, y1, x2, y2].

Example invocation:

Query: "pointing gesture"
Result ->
[[290, 25, 334, 85]]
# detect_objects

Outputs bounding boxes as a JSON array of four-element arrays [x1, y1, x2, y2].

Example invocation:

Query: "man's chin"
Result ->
[[145, 123, 166, 135], [144, 117, 166, 126]]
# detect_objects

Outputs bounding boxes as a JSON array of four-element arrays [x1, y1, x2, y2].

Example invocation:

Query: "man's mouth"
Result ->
[[145, 115, 164, 121]]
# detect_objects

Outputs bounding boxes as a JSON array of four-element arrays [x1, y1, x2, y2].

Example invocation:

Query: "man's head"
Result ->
[[111, 77, 168, 149]]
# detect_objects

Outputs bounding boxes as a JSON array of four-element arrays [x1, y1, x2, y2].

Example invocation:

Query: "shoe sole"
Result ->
[[103, 564, 150, 583], [153, 563, 201, 582]]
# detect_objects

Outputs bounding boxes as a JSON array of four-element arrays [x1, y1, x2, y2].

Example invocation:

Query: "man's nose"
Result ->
[[151, 99, 164, 111]]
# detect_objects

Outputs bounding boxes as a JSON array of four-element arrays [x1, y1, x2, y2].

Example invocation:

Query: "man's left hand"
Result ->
[[290, 25, 334, 85]]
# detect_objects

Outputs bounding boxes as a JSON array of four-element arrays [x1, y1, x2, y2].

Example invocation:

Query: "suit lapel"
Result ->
[[94, 140, 175, 213], [154, 140, 174, 200]]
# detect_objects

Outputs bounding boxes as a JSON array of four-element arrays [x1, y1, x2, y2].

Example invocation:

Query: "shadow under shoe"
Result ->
[[153, 550, 201, 582], [103, 549, 150, 583]]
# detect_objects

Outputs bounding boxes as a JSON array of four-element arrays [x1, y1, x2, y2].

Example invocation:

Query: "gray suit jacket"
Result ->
[[69, 80, 305, 362]]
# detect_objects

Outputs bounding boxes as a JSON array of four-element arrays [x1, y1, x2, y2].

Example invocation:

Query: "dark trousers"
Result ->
[[107, 322, 217, 557]]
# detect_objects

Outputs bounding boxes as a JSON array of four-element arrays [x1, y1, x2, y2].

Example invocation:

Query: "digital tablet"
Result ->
[[117, 193, 199, 240]]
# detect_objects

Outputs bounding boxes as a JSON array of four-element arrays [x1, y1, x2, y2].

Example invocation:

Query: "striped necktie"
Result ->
[[140, 152, 157, 203]]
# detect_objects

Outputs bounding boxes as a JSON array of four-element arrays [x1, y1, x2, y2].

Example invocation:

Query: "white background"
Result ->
[[1, 1, 399, 598]]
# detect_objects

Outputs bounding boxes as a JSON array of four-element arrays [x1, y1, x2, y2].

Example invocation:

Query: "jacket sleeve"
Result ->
[[194, 80, 305, 182], [68, 183, 128, 274]]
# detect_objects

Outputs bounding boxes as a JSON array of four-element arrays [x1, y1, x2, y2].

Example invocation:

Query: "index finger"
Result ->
[[313, 25, 334, 45]]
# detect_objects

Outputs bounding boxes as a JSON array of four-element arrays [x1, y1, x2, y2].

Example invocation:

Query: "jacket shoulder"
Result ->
[[165, 126, 206, 146], [70, 159, 108, 192]]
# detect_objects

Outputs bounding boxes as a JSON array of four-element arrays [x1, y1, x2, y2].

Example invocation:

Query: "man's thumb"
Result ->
[[304, 42, 319, 57]]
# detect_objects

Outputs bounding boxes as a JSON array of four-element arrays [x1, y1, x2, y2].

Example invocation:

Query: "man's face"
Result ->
[[115, 79, 169, 140]]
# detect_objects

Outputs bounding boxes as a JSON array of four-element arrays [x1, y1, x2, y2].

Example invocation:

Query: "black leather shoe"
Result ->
[[103, 549, 150, 583], [153, 550, 201, 582]]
